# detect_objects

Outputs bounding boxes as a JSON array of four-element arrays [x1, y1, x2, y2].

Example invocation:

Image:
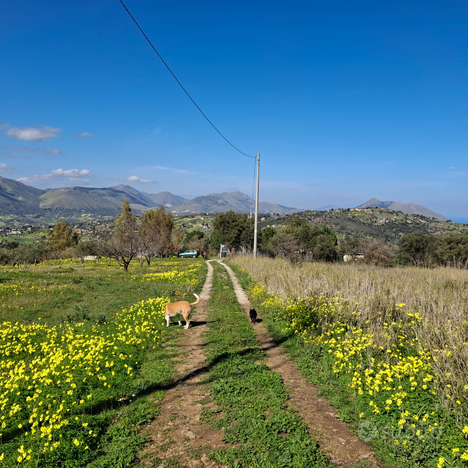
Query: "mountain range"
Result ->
[[0, 176, 300, 223], [357, 198, 448, 222], [0, 176, 450, 224]]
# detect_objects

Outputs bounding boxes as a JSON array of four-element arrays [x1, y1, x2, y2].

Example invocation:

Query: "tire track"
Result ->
[[138, 261, 224, 468], [219, 260, 388, 468]]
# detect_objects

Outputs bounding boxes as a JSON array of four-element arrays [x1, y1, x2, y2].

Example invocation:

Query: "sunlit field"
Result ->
[[0, 258, 206, 467], [232, 256, 468, 467]]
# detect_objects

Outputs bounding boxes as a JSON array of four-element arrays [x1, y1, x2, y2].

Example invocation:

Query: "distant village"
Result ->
[[0, 214, 212, 246]]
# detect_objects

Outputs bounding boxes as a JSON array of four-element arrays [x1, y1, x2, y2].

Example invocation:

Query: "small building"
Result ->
[[343, 254, 364, 262]]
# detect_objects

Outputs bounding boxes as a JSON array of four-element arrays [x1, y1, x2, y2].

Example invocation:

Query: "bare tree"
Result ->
[[98, 200, 139, 272]]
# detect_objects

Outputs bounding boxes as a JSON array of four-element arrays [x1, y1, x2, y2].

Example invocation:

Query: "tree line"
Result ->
[[0, 201, 183, 271], [2, 204, 467, 269]]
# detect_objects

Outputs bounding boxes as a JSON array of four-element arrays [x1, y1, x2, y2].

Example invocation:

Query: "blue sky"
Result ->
[[1, 0, 467, 221]]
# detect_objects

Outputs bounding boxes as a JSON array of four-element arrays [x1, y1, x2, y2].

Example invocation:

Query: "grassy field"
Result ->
[[231, 256, 468, 468], [0, 258, 206, 467], [0, 258, 204, 325]]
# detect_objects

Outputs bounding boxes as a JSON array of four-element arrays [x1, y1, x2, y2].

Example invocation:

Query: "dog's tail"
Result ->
[[190, 293, 200, 305]]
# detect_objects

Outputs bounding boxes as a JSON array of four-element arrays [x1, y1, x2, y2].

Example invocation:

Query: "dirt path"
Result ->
[[218, 260, 388, 468], [139, 260, 224, 468]]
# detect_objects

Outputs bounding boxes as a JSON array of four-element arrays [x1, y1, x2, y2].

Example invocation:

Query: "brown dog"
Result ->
[[165, 293, 200, 329]]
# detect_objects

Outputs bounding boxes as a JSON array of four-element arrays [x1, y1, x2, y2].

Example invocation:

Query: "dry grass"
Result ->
[[231, 256, 468, 411]]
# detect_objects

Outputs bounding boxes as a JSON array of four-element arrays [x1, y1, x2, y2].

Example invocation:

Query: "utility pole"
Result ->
[[253, 153, 260, 258]]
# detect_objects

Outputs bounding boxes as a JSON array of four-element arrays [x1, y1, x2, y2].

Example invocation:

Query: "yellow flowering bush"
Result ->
[[133, 264, 201, 289], [0, 296, 168, 466], [254, 285, 468, 467]]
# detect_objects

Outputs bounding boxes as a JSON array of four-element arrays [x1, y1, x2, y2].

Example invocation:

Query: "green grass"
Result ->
[[0, 258, 204, 325], [202, 262, 331, 468], [0, 258, 206, 468], [229, 261, 468, 468]]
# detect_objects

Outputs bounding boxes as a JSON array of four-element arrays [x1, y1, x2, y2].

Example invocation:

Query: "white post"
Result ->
[[253, 153, 260, 258]]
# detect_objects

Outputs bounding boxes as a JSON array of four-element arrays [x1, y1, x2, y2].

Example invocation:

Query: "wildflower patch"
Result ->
[[250, 283, 468, 467], [0, 296, 168, 466]]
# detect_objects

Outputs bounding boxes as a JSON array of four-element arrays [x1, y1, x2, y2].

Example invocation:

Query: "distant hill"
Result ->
[[317, 205, 339, 211], [358, 198, 448, 221], [172, 191, 301, 215], [40, 186, 153, 214], [0, 176, 301, 224], [259, 207, 468, 245], [0, 177, 45, 214], [146, 191, 186, 208]]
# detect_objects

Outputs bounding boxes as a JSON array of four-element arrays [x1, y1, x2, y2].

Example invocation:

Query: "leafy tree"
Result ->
[[397, 231, 439, 267], [311, 234, 338, 262], [0, 247, 13, 266], [16, 242, 50, 265], [139, 206, 175, 264], [0, 241, 49, 266], [212, 211, 254, 251], [267, 232, 303, 263], [209, 229, 224, 253], [259, 227, 276, 252], [74, 240, 98, 260], [47, 220, 79, 252], [435, 232, 468, 267], [98, 200, 139, 271], [338, 236, 365, 257], [283, 216, 338, 262], [284, 215, 309, 237], [362, 240, 394, 267], [182, 229, 205, 252]]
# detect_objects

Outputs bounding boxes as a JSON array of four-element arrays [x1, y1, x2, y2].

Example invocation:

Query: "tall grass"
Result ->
[[231, 256, 468, 415]]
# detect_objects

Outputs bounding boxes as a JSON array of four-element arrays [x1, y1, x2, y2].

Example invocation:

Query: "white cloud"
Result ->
[[43, 148, 61, 154], [152, 165, 192, 174], [51, 168, 90, 177], [10, 146, 41, 153], [0, 163, 14, 174], [8, 146, 62, 155], [75, 132, 94, 138], [128, 175, 154, 183], [17, 168, 92, 185], [1, 164, 14, 175], [111, 175, 156, 184], [3, 125, 62, 141], [8, 154, 32, 160]]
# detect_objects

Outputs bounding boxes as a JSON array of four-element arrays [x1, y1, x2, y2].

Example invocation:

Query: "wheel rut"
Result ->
[[139, 261, 223, 468], [218, 260, 389, 468]]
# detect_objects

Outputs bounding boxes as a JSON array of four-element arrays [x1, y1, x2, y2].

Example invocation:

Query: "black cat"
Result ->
[[249, 308, 257, 324]]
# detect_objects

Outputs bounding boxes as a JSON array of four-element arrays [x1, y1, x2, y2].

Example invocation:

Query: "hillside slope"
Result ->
[[358, 198, 448, 221], [260, 208, 468, 244], [0, 177, 45, 213]]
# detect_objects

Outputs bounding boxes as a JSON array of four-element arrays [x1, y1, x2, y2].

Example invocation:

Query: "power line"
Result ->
[[119, 0, 256, 159]]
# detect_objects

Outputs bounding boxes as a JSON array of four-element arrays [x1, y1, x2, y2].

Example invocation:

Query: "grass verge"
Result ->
[[229, 262, 468, 468], [202, 261, 331, 468]]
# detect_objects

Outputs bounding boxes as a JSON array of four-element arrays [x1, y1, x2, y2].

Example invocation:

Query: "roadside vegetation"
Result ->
[[3, 201, 468, 272], [231, 256, 468, 467], [0, 258, 206, 467]]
